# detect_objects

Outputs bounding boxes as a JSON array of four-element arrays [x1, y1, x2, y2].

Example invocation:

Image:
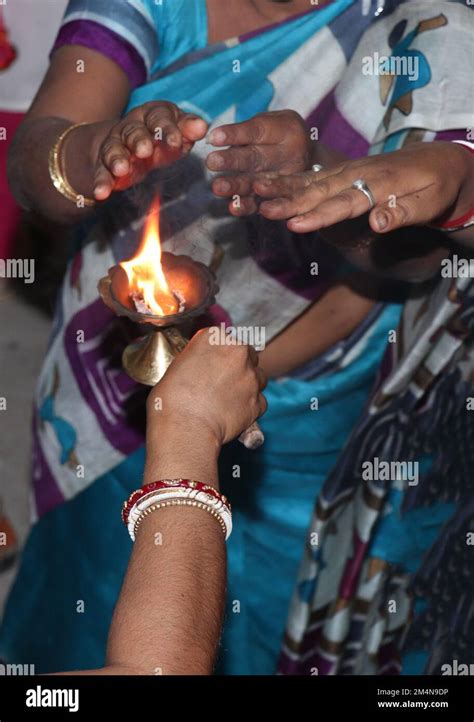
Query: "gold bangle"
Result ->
[[48, 123, 96, 207]]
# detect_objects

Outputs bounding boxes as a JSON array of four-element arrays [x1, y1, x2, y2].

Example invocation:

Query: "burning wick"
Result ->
[[130, 289, 185, 316], [120, 198, 185, 317]]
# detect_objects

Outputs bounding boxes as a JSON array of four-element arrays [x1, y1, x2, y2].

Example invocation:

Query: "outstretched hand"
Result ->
[[207, 110, 312, 215], [252, 141, 473, 234], [92, 101, 208, 200]]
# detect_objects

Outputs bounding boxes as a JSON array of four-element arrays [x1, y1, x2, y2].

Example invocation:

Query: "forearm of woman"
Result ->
[[7, 46, 130, 223], [104, 420, 224, 676], [7, 117, 113, 223]]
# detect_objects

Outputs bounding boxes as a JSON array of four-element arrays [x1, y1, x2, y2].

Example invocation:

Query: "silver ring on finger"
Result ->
[[312, 164, 324, 173], [351, 178, 375, 209]]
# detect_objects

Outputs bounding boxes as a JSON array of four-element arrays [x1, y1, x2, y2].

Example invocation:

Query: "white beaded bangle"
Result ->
[[128, 488, 232, 541], [133, 499, 229, 540]]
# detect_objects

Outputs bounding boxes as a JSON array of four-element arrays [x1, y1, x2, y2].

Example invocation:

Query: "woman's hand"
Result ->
[[147, 329, 267, 447], [252, 141, 473, 235], [91, 101, 208, 200], [207, 110, 312, 215]]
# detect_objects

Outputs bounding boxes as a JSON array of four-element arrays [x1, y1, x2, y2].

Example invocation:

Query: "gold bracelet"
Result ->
[[48, 123, 96, 207]]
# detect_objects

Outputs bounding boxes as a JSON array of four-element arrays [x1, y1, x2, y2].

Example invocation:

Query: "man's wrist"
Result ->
[[144, 413, 221, 488], [150, 411, 221, 448]]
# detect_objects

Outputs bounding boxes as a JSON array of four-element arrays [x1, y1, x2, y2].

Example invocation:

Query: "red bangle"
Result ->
[[122, 479, 228, 526], [433, 141, 474, 230], [435, 206, 474, 230]]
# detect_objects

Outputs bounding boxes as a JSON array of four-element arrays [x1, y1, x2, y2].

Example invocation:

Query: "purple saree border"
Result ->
[[52, 20, 147, 89]]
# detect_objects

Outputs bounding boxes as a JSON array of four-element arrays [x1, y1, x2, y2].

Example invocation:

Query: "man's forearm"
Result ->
[[106, 507, 225, 675], [105, 423, 225, 675]]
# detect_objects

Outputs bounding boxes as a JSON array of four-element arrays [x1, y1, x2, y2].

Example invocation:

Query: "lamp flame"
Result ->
[[120, 198, 179, 316]]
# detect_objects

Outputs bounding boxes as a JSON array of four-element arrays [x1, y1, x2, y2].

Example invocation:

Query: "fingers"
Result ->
[[259, 182, 333, 220], [93, 162, 117, 201], [114, 103, 183, 165], [98, 134, 132, 181], [93, 103, 207, 199], [256, 366, 267, 392], [214, 172, 309, 217], [287, 187, 375, 233], [253, 172, 314, 198], [248, 345, 259, 367], [250, 366, 267, 426], [207, 111, 312, 214], [207, 144, 291, 174], [94, 123, 154, 199], [209, 131, 447, 234], [207, 110, 306, 149], [142, 103, 185, 149], [256, 169, 360, 222], [252, 154, 428, 230], [212, 173, 269, 218], [212, 174, 255, 198], [207, 114, 282, 148], [118, 120, 155, 159], [228, 195, 259, 216], [178, 115, 208, 144], [254, 166, 397, 230], [247, 347, 267, 395], [286, 179, 435, 235], [257, 393, 268, 417]]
